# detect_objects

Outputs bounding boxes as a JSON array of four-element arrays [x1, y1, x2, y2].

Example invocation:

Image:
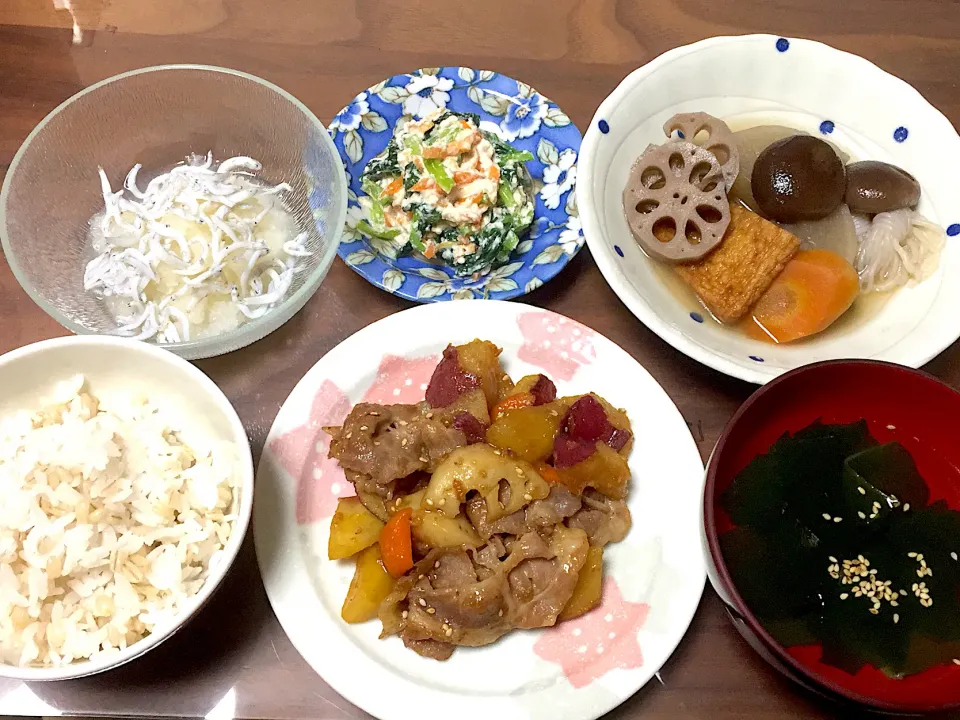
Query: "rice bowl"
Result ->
[[0, 336, 253, 680]]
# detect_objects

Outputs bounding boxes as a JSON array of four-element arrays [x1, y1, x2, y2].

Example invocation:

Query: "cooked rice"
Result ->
[[0, 375, 238, 667]]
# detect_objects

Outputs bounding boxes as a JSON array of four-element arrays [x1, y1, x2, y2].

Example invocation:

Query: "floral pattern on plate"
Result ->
[[329, 67, 583, 302]]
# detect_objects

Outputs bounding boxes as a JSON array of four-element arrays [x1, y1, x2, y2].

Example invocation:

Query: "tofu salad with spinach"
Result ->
[[357, 109, 535, 277]]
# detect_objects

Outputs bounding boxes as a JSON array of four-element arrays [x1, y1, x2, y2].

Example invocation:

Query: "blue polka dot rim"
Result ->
[[893, 126, 909, 143], [776, 38, 790, 52], [819, 120, 835, 135], [598, 119, 610, 134]]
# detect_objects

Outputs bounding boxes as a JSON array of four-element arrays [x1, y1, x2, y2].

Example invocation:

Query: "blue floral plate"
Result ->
[[328, 67, 583, 301]]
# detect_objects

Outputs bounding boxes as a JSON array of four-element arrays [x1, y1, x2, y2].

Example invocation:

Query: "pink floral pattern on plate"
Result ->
[[517, 311, 596, 381], [268, 380, 352, 525], [270, 355, 440, 524], [534, 578, 649, 689], [362, 354, 440, 404]]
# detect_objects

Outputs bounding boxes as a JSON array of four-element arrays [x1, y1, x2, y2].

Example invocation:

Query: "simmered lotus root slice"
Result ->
[[622, 141, 731, 263], [663, 113, 740, 191]]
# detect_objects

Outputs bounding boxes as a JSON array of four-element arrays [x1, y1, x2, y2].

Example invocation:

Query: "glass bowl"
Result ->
[[0, 65, 346, 360]]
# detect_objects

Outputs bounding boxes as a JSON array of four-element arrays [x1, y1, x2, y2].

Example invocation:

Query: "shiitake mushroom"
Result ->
[[845, 160, 921, 214], [751, 135, 846, 222]]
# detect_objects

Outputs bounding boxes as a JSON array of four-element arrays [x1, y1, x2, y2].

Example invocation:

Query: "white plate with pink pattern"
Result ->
[[254, 300, 705, 720]]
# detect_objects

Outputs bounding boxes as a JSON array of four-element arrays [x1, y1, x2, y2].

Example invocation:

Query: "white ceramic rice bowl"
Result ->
[[578, 34, 960, 384], [0, 336, 254, 680]]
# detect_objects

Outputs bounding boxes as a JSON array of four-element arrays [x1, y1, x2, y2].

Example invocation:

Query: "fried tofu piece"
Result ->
[[675, 204, 800, 324]]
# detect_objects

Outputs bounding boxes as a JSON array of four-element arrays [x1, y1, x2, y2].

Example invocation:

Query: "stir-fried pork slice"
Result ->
[[567, 488, 632, 547], [327, 402, 466, 519], [465, 485, 583, 540], [379, 527, 589, 659]]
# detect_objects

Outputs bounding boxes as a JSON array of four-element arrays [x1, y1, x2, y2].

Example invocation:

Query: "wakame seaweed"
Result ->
[[720, 420, 960, 678]]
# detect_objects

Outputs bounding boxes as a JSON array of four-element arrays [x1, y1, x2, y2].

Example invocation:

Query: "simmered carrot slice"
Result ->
[[744, 249, 859, 344]]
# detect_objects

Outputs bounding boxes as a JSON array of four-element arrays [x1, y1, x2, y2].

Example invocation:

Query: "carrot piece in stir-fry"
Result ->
[[492, 392, 534, 418], [380, 507, 414, 578]]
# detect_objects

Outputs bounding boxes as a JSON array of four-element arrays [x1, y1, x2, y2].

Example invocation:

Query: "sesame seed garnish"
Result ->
[[523, 493, 533, 501], [834, 516, 843, 523], [550, 410, 559, 417], [398, 420, 408, 426], [346, 432, 353, 439], [886, 424, 896, 430], [903, 503, 910, 511], [425, 412, 433, 419], [402, 610, 408, 619], [493, 449, 501, 455], [438, 498, 446, 507], [418, 598, 427, 607], [370, 412, 380, 416], [952, 552, 958, 561], [869, 607, 879, 615], [419, 456, 429, 463], [858, 511, 867, 519], [360, 425, 368, 431], [498, 609, 504, 617], [445, 627, 453, 637], [893, 614, 900, 624], [426, 608, 436, 614], [425, 499, 434, 507], [829, 556, 838, 563], [374, 440, 380, 446], [954, 659, 960, 666], [401, 438, 408, 447], [840, 593, 849, 600], [434, 561, 441, 568], [516, 468, 525, 477], [857, 486, 867, 495], [823, 513, 833, 521]]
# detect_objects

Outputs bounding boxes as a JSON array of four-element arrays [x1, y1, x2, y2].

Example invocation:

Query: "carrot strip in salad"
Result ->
[[381, 177, 402, 198]]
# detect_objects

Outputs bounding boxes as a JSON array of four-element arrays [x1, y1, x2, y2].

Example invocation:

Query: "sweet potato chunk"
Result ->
[[328, 497, 386, 560], [455, 340, 503, 409], [442, 388, 490, 425], [486, 403, 563, 463], [341, 544, 395, 624], [559, 546, 604, 620], [556, 443, 631, 500], [675, 203, 800, 323]]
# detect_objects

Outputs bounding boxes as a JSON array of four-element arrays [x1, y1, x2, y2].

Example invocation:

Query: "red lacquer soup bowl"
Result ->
[[703, 360, 960, 713]]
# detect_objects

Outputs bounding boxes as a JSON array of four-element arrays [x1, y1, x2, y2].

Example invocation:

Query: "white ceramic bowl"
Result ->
[[578, 34, 960, 384], [0, 336, 254, 680]]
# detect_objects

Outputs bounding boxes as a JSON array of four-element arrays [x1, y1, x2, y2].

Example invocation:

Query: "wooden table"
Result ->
[[1, 1, 959, 717]]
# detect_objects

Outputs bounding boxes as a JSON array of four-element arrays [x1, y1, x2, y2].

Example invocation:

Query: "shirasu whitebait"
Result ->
[[83, 154, 312, 343]]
